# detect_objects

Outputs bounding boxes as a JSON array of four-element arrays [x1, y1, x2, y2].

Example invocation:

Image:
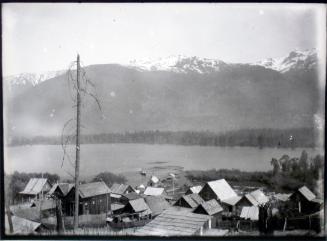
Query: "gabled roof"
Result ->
[[48, 183, 74, 197], [122, 192, 142, 200], [240, 206, 259, 221], [188, 186, 202, 194], [298, 186, 316, 201], [178, 193, 204, 209], [111, 183, 134, 195], [206, 179, 237, 201], [128, 198, 152, 215], [244, 189, 269, 206], [144, 187, 165, 196], [111, 203, 125, 212], [135, 208, 210, 236], [144, 196, 171, 216], [221, 196, 242, 206], [244, 194, 259, 206], [78, 182, 111, 198], [195, 199, 223, 215], [20, 178, 49, 195], [5, 215, 42, 234]]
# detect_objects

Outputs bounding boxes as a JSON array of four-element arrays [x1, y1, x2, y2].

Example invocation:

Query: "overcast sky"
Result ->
[[2, 3, 326, 75]]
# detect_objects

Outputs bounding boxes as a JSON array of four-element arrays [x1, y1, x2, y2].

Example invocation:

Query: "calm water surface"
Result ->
[[4, 144, 322, 177]]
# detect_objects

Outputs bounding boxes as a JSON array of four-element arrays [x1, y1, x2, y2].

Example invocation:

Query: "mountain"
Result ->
[[253, 49, 317, 73], [4, 49, 321, 138], [128, 55, 228, 74]]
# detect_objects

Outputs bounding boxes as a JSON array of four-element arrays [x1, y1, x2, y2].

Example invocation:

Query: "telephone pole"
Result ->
[[74, 54, 81, 230]]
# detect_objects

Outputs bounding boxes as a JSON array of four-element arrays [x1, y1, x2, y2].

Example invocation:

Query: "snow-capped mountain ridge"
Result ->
[[253, 49, 317, 73], [5, 70, 66, 87], [128, 55, 227, 74], [5, 49, 317, 88]]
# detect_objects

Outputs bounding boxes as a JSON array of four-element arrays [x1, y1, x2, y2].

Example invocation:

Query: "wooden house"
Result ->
[[193, 199, 223, 228], [174, 193, 204, 209], [63, 181, 111, 216], [110, 183, 136, 203], [289, 186, 323, 214], [198, 179, 241, 212], [19, 178, 52, 202], [236, 189, 269, 215], [107, 198, 152, 229]]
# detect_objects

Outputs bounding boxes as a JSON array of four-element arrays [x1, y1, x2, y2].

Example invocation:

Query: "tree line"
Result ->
[[8, 127, 316, 148], [186, 150, 324, 193]]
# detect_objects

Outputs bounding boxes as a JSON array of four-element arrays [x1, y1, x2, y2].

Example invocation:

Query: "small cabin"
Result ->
[[198, 179, 240, 213], [63, 182, 111, 216], [289, 186, 323, 214], [19, 178, 52, 202], [193, 199, 223, 228]]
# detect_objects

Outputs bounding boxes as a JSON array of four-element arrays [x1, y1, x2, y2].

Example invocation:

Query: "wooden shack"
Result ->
[[193, 199, 223, 228], [19, 178, 52, 202], [63, 181, 111, 216], [198, 179, 240, 213], [236, 189, 269, 215], [289, 186, 323, 214]]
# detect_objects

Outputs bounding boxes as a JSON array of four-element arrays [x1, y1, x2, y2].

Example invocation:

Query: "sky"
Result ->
[[2, 3, 326, 76]]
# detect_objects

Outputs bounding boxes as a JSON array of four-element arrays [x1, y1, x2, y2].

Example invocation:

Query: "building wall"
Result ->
[[235, 197, 253, 215], [63, 193, 110, 216], [199, 184, 217, 201]]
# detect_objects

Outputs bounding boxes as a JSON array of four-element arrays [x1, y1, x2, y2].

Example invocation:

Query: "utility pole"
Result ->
[[74, 54, 81, 230]]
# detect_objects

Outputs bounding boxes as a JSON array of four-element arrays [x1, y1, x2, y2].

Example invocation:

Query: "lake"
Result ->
[[4, 144, 322, 178]]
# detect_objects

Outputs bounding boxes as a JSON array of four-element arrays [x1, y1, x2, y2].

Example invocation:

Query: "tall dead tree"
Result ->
[[61, 54, 103, 231], [74, 54, 81, 230]]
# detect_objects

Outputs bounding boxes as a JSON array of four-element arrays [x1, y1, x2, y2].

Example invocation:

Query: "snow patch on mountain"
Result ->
[[253, 49, 317, 73], [128, 55, 227, 74], [5, 70, 66, 87]]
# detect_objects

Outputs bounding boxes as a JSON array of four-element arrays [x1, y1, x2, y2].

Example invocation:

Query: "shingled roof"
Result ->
[[48, 183, 74, 197], [19, 178, 49, 195], [206, 179, 238, 201], [194, 199, 223, 216], [298, 186, 316, 201], [5, 214, 42, 234], [145, 196, 171, 216], [76, 182, 111, 199], [111, 183, 134, 195], [144, 187, 165, 196], [135, 208, 210, 236], [176, 193, 204, 209]]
